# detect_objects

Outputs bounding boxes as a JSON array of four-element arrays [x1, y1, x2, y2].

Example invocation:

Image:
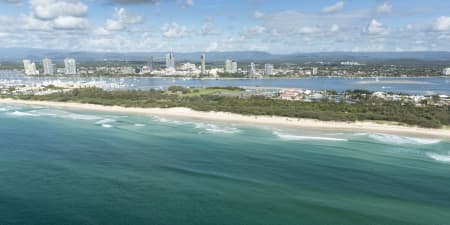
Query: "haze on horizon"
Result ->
[[0, 0, 450, 54]]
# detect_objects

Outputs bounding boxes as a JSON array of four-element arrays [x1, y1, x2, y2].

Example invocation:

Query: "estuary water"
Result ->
[[1, 70, 450, 95], [0, 104, 449, 225]]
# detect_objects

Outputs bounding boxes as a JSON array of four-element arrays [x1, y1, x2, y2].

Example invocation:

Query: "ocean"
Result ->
[[0, 104, 449, 225]]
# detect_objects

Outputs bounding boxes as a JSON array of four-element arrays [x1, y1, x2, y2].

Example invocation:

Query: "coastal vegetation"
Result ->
[[11, 87, 450, 129]]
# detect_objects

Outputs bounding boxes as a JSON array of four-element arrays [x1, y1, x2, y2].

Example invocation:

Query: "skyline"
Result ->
[[0, 0, 450, 53]]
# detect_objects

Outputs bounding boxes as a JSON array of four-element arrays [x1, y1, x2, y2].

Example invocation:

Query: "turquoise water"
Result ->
[[0, 104, 450, 225]]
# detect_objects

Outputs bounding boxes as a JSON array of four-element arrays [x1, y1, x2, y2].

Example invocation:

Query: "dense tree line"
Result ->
[[15, 87, 450, 128]]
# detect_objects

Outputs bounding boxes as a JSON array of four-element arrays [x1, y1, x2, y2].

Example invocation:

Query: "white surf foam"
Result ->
[[368, 133, 441, 145], [273, 131, 348, 142], [426, 152, 450, 163], [101, 124, 113, 128], [28, 109, 103, 121], [95, 118, 116, 124], [194, 123, 240, 134], [134, 123, 145, 127], [8, 111, 39, 117]]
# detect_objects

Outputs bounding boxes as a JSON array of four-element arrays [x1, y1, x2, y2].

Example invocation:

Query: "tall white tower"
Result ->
[[23, 60, 39, 76], [64, 58, 77, 75], [42, 57, 54, 75], [166, 51, 175, 70]]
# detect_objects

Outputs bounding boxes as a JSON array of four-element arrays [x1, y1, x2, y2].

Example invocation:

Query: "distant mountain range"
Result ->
[[1, 47, 450, 63]]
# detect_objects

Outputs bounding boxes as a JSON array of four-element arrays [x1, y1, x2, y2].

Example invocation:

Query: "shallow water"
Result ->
[[0, 104, 449, 225], [1, 70, 450, 95]]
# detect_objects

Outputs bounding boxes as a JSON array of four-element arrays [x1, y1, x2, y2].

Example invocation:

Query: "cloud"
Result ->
[[254, 10, 264, 19], [376, 2, 392, 14], [30, 0, 88, 20], [322, 1, 344, 13], [330, 24, 339, 32], [2, 0, 23, 5], [105, 8, 143, 31], [161, 22, 189, 38], [432, 16, 450, 31], [365, 19, 389, 35], [52, 16, 87, 29], [105, 0, 161, 4], [241, 25, 266, 38], [185, 0, 193, 7]]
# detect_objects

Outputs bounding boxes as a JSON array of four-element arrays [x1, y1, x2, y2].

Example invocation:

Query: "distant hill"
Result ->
[[1, 47, 450, 63]]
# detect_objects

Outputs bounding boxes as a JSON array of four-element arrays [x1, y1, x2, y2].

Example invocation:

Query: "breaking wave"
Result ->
[[95, 118, 116, 124], [194, 123, 240, 134], [426, 152, 450, 163], [367, 133, 441, 145], [8, 111, 38, 117], [273, 131, 348, 142]]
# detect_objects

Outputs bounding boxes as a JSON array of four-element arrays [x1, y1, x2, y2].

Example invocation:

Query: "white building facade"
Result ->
[[23, 60, 39, 76], [64, 58, 77, 75], [42, 57, 54, 75]]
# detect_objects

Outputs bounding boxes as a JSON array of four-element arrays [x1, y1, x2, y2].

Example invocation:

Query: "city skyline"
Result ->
[[0, 0, 450, 53]]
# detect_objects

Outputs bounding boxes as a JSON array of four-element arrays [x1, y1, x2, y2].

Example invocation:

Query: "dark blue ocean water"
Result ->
[[0, 104, 449, 225]]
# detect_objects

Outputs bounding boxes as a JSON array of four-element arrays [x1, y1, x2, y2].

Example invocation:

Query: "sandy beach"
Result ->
[[1, 98, 449, 139]]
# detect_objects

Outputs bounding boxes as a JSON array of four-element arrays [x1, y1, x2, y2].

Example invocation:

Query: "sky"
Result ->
[[0, 0, 450, 53]]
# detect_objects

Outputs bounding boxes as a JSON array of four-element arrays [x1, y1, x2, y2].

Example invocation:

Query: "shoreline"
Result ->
[[1, 98, 449, 139]]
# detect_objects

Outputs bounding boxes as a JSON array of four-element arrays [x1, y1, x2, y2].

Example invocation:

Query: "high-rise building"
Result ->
[[64, 58, 77, 75], [23, 59, 39, 75], [166, 51, 175, 70], [225, 59, 232, 73], [200, 54, 206, 75], [148, 56, 153, 72], [443, 68, 450, 76], [225, 59, 238, 73], [264, 64, 274, 76], [232, 61, 238, 73], [42, 57, 54, 75], [249, 62, 256, 77], [312, 67, 318, 75]]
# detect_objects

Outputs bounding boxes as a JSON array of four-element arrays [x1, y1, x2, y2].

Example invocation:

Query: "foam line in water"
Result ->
[[134, 123, 145, 127], [101, 124, 113, 128], [8, 111, 39, 117], [426, 153, 450, 163], [368, 133, 440, 145], [95, 118, 116, 124], [194, 123, 240, 134], [273, 131, 347, 142]]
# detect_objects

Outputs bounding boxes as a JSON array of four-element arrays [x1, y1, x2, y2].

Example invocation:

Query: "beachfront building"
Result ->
[[42, 57, 54, 75], [264, 64, 274, 76], [23, 60, 39, 76], [64, 58, 77, 75], [443, 68, 450, 76]]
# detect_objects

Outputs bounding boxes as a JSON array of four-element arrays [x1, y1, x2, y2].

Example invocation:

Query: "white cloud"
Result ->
[[254, 10, 264, 19], [161, 22, 189, 38], [105, 8, 143, 31], [322, 1, 344, 13], [432, 16, 450, 31], [365, 19, 389, 35], [30, 0, 88, 20], [185, 0, 194, 7], [376, 2, 392, 14], [205, 41, 218, 52], [330, 24, 339, 32], [52, 16, 87, 29], [241, 25, 266, 37], [106, 19, 124, 31]]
